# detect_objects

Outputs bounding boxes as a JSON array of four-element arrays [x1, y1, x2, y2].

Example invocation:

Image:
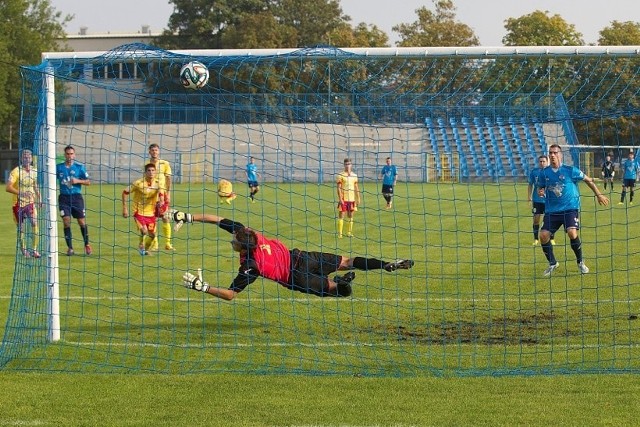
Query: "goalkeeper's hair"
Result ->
[[235, 227, 258, 250]]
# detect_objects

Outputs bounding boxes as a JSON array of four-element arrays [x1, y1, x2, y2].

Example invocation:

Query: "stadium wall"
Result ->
[[56, 121, 564, 185]]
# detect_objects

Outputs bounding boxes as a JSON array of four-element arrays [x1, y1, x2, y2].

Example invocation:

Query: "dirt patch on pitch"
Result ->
[[366, 311, 579, 345]]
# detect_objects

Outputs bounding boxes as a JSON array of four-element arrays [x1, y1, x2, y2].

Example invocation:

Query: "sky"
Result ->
[[50, 0, 640, 46]]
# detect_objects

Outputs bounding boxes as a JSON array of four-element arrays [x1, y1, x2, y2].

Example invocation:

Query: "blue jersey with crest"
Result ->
[[246, 163, 258, 182], [622, 158, 639, 180], [528, 167, 546, 204], [56, 162, 89, 195], [380, 165, 397, 186], [538, 164, 584, 213]]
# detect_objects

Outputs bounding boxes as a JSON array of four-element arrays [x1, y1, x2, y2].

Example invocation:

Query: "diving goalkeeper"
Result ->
[[169, 210, 414, 300]]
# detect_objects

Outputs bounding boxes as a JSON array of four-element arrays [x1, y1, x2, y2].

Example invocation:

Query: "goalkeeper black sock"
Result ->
[[353, 257, 386, 270]]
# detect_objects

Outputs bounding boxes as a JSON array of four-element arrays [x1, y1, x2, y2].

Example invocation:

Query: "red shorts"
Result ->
[[13, 203, 36, 224], [134, 213, 158, 234], [338, 201, 356, 212]]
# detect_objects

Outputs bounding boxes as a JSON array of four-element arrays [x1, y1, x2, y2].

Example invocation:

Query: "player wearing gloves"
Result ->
[[170, 210, 414, 300]]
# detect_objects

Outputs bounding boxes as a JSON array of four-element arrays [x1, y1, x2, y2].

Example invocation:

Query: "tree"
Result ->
[[388, 0, 480, 100], [598, 21, 640, 45], [157, 0, 353, 50], [0, 0, 70, 148], [502, 10, 583, 46], [393, 0, 479, 47]]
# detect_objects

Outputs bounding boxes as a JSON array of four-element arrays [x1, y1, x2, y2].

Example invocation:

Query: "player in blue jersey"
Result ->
[[537, 144, 609, 277], [527, 155, 554, 246], [245, 157, 261, 202], [379, 157, 398, 209], [618, 151, 639, 205], [56, 145, 92, 256]]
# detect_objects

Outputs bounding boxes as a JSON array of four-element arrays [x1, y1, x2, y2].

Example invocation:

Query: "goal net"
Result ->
[[1, 43, 639, 376]]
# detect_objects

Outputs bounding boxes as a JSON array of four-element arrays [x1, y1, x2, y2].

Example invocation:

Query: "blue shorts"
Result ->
[[532, 202, 546, 215], [623, 179, 636, 188], [248, 180, 259, 188], [58, 193, 86, 219], [541, 210, 579, 234]]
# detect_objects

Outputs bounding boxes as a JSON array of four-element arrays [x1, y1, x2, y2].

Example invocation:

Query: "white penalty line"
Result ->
[[0, 295, 637, 305], [56, 340, 640, 350]]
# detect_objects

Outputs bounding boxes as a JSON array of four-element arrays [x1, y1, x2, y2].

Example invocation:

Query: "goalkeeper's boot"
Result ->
[[182, 272, 210, 293], [532, 239, 539, 246], [384, 259, 415, 272], [32, 250, 41, 259], [550, 239, 556, 246], [21, 248, 30, 258], [333, 272, 355, 297]]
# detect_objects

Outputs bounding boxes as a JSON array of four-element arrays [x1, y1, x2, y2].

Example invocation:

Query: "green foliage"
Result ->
[[158, 0, 356, 49], [0, 0, 69, 148], [393, 0, 479, 47], [599, 20, 640, 45], [503, 10, 584, 46]]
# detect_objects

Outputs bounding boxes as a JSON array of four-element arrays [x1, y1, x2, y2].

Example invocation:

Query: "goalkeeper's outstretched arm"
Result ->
[[182, 271, 240, 301], [169, 210, 244, 233]]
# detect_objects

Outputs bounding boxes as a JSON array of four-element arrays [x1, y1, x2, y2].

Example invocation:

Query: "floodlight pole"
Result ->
[[44, 64, 60, 342]]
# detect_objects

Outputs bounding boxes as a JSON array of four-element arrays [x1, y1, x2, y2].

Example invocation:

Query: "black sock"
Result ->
[[80, 225, 89, 245], [64, 227, 73, 249], [541, 241, 556, 264], [533, 224, 540, 240], [570, 237, 582, 263], [353, 257, 386, 270]]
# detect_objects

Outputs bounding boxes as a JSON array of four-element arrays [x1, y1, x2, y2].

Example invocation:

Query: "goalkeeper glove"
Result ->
[[168, 209, 193, 231], [182, 272, 210, 293]]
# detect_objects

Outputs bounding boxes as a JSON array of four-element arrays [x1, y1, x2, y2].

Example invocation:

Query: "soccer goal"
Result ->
[[2, 43, 639, 376]]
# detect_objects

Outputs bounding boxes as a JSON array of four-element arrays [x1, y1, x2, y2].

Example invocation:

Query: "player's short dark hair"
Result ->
[[149, 143, 159, 150], [64, 145, 75, 153], [343, 158, 352, 164], [144, 163, 156, 171], [235, 227, 258, 250]]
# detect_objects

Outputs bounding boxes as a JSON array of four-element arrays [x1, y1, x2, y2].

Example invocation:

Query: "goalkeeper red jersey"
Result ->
[[241, 232, 291, 284]]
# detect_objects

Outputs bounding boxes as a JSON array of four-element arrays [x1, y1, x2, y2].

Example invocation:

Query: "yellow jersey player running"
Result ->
[[147, 143, 174, 250], [122, 163, 167, 256], [336, 158, 360, 238], [5, 149, 41, 258]]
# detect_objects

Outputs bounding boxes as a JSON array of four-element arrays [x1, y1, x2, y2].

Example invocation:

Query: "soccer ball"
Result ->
[[179, 61, 209, 90]]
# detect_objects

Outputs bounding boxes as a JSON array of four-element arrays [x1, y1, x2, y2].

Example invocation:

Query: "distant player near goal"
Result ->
[[601, 154, 615, 191], [379, 156, 397, 209], [336, 158, 360, 238], [122, 163, 166, 256], [6, 149, 41, 258], [147, 143, 174, 251], [168, 210, 414, 300]]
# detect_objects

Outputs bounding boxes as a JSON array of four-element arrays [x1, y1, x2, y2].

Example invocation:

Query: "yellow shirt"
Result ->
[[337, 171, 359, 202], [127, 177, 163, 217], [147, 159, 172, 190], [8, 166, 38, 207]]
